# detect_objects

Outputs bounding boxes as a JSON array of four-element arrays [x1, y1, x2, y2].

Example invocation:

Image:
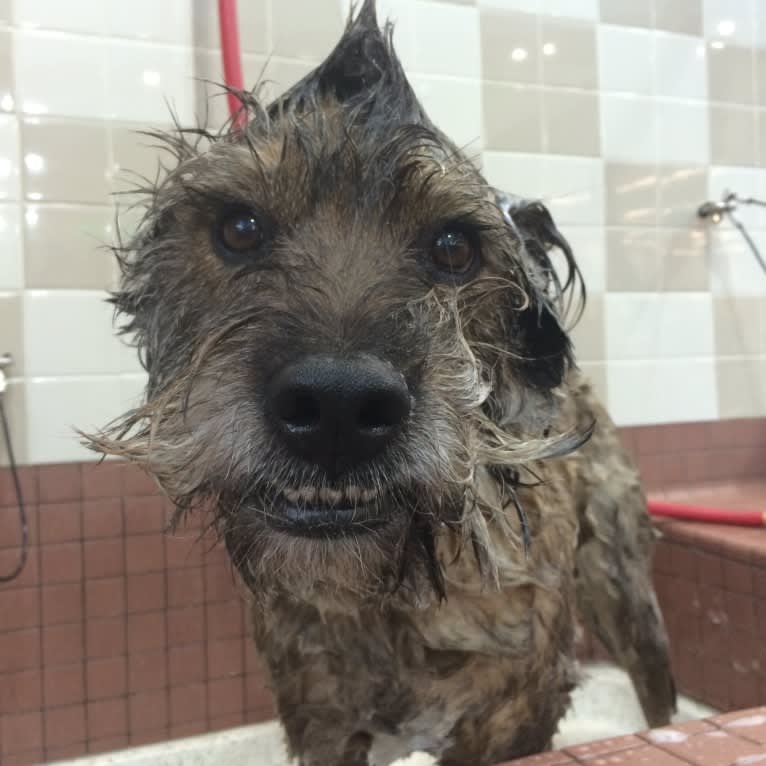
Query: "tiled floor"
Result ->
[[503, 706, 766, 766]]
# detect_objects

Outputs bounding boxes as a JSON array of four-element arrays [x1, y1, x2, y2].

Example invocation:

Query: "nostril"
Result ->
[[357, 391, 410, 432], [276, 389, 321, 431]]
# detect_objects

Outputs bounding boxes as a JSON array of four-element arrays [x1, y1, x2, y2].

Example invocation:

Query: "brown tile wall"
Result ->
[[0, 417, 764, 762], [0, 462, 274, 765], [620, 417, 766, 492]]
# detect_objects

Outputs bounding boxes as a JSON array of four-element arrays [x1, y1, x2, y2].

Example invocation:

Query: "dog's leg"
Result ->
[[575, 488, 677, 728]]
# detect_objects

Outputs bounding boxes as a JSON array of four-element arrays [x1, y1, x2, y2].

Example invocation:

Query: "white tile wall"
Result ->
[[597, 25, 654, 95], [654, 33, 707, 101], [607, 358, 718, 425], [15, 31, 109, 118], [414, 1, 481, 78], [600, 95, 658, 163], [1, 0, 765, 464], [0, 204, 22, 289]]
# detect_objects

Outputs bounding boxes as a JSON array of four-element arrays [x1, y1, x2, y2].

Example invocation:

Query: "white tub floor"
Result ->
[[52, 662, 715, 766]]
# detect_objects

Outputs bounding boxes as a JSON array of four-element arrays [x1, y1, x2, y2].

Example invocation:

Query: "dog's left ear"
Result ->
[[495, 191, 585, 390]]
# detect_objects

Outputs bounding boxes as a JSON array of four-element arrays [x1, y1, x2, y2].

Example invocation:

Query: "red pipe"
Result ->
[[647, 500, 766, 527], [218, 0, 246, 128]]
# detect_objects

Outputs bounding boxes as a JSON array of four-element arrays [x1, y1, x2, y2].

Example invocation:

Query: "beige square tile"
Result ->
[[757, 50, 766, 108], [578, 361, 608, 402], [0, 381, 27, 466], [605, 163, 658, 226], [193, 49, 229, 132], [261, 58, 316, 101], [0, 28, 12, 111], [599, 0, 651, 28], [657, 165, 707, 228], [713, 297, 766, 356], [717, 358, 766, 418], [606, 227, 660, 290], [570, 295, 604, 361], [656, 227, 709, 291], [653, 0, 702, 35], [192, 0, 269, 54], [0, 0, 11, 25], [541, 18, 598, 90], [543, 90, 600, 156], [0, 291, 23, 375], [23, 205, 114, 290], [110, 125, 170, 196], [708, 44, 755, 106], [483, 83, 543, 152], [22, 119, 109, 204], [710, 105, 758, 166], [271, 0, 344, 61], [480, 8, 539, 84]]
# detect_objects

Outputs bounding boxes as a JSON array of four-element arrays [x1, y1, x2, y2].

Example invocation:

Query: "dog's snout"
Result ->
[[268, 355, 410, 473]]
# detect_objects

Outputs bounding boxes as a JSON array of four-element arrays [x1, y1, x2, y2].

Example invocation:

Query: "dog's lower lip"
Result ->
[[269, 499, 389, 538]]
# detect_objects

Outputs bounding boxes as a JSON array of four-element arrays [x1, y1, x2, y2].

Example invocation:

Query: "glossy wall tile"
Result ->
[[0, 0, 764, 465]]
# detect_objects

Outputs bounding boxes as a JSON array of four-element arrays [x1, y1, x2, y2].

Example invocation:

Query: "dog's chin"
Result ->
[[263, 486, 397, 539]]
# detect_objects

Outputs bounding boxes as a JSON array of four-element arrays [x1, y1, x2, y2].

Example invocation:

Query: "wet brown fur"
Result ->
[[83, 3, 675, 763]]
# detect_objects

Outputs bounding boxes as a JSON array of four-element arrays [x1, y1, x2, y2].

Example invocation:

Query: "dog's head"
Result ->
[[87, 1, 585, 603]]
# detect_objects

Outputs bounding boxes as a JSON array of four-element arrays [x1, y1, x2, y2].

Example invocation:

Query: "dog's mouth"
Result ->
[[266, 486, 392, 538]]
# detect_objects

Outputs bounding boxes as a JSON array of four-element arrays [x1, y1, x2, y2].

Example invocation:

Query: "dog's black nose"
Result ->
[[267, 355, 410, 474]]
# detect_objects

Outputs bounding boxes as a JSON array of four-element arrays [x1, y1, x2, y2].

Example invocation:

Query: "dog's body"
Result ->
[[87, 4, 675, 764]]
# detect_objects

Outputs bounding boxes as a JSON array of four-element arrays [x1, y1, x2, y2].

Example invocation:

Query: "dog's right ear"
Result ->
[[494, 191, 586, 391]]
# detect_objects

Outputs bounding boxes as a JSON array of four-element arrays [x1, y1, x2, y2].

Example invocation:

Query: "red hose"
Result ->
[[647, 500, 766, 527], [218, 0, 246, 128]]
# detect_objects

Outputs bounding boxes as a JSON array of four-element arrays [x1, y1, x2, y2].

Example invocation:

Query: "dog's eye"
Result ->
[[214, 208, 264, 261], [429, 229, 479, 280]]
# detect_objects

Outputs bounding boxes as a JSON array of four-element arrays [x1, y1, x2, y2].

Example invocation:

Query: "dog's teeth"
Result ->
[[360, 489, 376, 503], [283, 489, 300, 504], [319, 488, 342, 505], [299, 486, 317, 504], [346, 486, 361, 504]]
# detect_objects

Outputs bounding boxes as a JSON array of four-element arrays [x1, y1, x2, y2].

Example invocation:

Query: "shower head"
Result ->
[[697, 199, 736, 222]]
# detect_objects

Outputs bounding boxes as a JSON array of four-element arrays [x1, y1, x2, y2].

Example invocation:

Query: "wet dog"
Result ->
[[86, 3, 675, 763]]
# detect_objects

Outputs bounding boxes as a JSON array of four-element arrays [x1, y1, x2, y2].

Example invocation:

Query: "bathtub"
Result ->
[[52, 662, 715, 766]]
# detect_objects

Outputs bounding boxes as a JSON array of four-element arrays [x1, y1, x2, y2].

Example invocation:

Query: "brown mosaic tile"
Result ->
[[85, 577, 125, 619], [82, 498, 123, 539], [208, 676, 244, 716], [125, 533, 165, 574], [86, 656, 127, 700], [168, 566, 204, 607], [0, 668, 40, 719], [167, 605, 205, 646], [85, 616, 126, 660], [130, 728, 167, 747], [169, 682, 207, 725], [0, 587, 38, 631], [0, 466, 38, 507], [38, 464, 82, 504], [3, 751, 46, 766], [129, 688, 168, 733], [124, 495, 166, 534], [126, 571, 166, 613], [40, 541, 83, 583], [207, 636, 243, 679], [44, 703, 87, 748], [41, 581, 82, 625], [564, 734, 645, 760], [47, 743, 87, 760], [87, 697, 128, 740], [84, 537, 125, 580], [0, 710, 43, 755], [127, 648, 167, 694], [44, 662, 85, 707], [88, 734, 129, 754], [81, 461, 124, 500], [169, 642, 206, 686], [42, 622, 84, 667], [0, 627, 40, 673], [38, 501, 81, 544], [127, 610, 166, 653]]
